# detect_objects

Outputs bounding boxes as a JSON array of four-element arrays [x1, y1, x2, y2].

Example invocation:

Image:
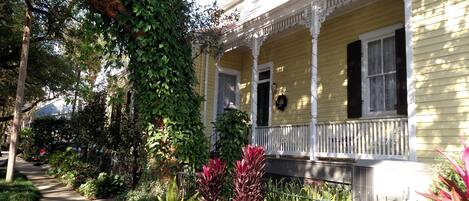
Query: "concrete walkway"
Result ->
[[1, 151, 88, 201]]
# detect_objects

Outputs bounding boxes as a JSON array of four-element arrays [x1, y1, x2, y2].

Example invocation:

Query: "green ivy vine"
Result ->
[[84, 0, 209, 169]]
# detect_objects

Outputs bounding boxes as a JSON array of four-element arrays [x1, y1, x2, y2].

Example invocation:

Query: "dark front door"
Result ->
[[257, 82, 270, 126]]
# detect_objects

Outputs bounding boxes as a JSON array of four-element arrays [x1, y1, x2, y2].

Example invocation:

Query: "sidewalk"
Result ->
[[1, 151, 88, 201]]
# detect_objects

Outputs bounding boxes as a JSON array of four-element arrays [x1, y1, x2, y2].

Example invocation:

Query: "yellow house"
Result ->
[[194, 0, 469, 199]]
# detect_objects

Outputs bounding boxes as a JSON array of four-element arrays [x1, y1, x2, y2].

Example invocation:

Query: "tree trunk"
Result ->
[[0, 105, 5, 157], [72, 69, 81, 115], [6, 1, 32, 182]]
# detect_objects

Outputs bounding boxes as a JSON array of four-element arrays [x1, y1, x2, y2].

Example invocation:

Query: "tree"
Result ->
[[3, 0, 79, 181], [6, 0, 32, 182], [0, 0, 78, 122]]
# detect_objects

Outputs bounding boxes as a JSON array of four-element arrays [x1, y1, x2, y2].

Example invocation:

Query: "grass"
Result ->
[[0, 167, 41, 201]]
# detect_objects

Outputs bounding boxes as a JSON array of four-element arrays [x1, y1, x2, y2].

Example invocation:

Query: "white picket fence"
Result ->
[[255, 118, 409, 160]]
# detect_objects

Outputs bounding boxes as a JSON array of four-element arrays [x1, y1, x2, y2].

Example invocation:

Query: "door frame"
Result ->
[[257, 62, 273, 126], [212, 67, 241, 123]]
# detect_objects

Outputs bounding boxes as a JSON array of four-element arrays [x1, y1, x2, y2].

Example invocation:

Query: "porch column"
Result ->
[[250, 37, 262, 145], [404, 0, 417, 161], [308, 6, 320, 161]]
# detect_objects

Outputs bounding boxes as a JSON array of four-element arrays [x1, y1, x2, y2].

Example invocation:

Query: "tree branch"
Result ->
[[0, 97, 55, 122], [88, 0, 144, 38], [30, 7, 48, 15]]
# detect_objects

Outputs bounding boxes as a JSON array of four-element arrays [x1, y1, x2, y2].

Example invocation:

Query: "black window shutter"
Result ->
[[347, 40, 362, 118], [395, 28, 408, 115]]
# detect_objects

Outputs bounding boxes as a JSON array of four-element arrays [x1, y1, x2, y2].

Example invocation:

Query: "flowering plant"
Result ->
[[233, 145, 265, 201], [419, 143, 469, 201], [197, 158, 227, 201]]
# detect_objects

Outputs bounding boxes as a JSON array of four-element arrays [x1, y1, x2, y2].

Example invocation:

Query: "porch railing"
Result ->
[[254, 118, 409, 160], [316, 118, 409, 160], [256, 124, 310, 157]]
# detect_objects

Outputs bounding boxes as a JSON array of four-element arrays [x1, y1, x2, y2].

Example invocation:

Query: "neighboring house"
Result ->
[[33, 97, 75, 119], [193, 0, 469, 200]]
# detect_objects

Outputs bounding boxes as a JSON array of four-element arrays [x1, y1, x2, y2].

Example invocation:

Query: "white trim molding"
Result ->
[[212, 65, 241, 124], [358, 23, 403, 41], [222, 0, 356, 52], [203, 53, 209, 126], [404, 0, 417, 161], [258, 61, 274, 127], [359, 23, 403, 118]]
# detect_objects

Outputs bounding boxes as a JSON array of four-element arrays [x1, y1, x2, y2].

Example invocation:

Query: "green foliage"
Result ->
[[263, 179, 352, 201], [48, 147, 99, 188], [26, 117, 73, 153], [157, 179, 199, 201], [85, 0, 210, 170], [70, 91, 107, 150], [432, 152, 466, 192], [215, 109, 250, 168], [213, 109, 250, 198], [115, 180, 163, 201], [78, 172, 125, 199], [18, 117, 73, 161], [0, 168, 41, 201], [0, 0, 76, 109], [18, 128, 36, 160]]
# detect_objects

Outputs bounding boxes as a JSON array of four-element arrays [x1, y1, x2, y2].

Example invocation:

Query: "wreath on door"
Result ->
[[275, 94, 288, 111]]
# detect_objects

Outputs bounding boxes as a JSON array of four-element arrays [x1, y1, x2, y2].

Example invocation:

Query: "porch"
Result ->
[[209, 0, 414, 162], [255, 117, 409, 160]]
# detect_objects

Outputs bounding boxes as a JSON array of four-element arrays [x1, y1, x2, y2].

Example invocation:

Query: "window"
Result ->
[[216, 72, 238, 114], [213, 67, 240, 120], [360, 24, 403, 117]]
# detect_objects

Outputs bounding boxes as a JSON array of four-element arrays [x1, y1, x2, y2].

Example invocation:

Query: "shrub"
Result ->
[[233, 145, 265, 201], [432, 152, 466, 192], [214, 109, 250, 168], [418, 144, 469, 200], [79, 172, 125, 199], [197, 158, 226, 201], [29, 117, 73, 152], [48, 147, 100, 188], [264, 178, 351, 201], [18, 128, 36, 161], [157, 179, 198, 201], [115, 180, 163, 201]]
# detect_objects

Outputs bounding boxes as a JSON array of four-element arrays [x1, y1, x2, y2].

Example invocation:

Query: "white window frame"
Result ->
[[257, 62, 273, 126], [212, 67, 241, 123], [359, 24, 403, 118]]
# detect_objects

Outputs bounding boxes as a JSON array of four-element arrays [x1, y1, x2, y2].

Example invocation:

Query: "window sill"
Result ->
[[358, 114, 408, 120]]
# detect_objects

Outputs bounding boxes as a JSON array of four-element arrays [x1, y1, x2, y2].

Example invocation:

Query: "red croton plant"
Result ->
[[197, 145, 265, 201], [197, 158, 226, 201], [233, 145, 265, 201], [418, 143, 469, 201]]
